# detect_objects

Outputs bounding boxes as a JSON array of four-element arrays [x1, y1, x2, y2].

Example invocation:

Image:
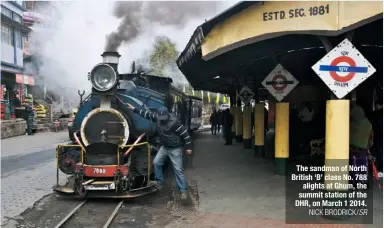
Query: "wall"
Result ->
[[1, 118, 27, 139], [16, 48, 23, 65], [2, 2, 24, 16], [1, 43, 14, 63], [1, 1, 26, 68]]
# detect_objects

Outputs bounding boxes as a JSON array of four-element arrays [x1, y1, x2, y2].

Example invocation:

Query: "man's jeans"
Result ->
[[153, 146, 188, 192]]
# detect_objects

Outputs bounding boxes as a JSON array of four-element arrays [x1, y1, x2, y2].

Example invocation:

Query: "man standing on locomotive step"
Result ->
[[126, 103, 192, 201]]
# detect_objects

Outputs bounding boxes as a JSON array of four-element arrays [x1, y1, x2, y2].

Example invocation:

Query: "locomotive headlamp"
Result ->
[[90, 63, 117, 92]]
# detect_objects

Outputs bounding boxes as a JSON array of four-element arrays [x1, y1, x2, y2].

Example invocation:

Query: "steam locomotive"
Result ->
[[54, 52, 202, 198]]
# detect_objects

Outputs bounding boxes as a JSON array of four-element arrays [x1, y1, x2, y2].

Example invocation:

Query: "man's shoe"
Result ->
[[150, 181, 163, 190], [180, 192, 188, 201]]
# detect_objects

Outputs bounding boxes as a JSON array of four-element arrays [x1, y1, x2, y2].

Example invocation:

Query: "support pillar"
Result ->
[[243, 105, 252, 149], [235, 98, 243, 142], [230, 95, 236, 138], [275, 102, 289, 175], [230, 107, 236, 138], [323, 100, 350, 220], [235, 105, 243, 142], [254, 103, 265, 157]]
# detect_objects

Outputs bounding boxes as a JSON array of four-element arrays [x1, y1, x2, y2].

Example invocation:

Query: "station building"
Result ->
[[174, 1, 383, 226], [177, 1, 382, 170]]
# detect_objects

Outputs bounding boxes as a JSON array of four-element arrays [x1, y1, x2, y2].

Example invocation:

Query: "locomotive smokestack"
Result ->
[[101, 51, 121, 71]]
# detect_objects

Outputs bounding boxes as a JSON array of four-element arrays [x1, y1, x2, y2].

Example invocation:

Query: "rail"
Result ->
[[53, 200, 124, 228]]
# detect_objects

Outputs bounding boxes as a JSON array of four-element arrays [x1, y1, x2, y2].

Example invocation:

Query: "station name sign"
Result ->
[[177, 26, 205, 67], [263, 3, 330, 21]]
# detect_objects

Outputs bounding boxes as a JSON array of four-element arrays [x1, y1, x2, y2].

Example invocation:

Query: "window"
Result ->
[[1, 6, 12, 18], [14, 28, 22, 48], [1, 23, 13, 46], [13, 13, 22, 23]]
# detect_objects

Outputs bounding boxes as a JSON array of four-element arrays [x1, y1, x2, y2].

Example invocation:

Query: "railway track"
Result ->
[[53, 200, 124, 228]]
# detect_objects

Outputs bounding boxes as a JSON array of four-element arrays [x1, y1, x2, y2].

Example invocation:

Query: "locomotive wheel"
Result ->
[[58, 147, 81, 174]]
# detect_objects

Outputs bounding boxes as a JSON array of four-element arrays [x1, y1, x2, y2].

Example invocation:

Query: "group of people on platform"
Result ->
[[209, 102, 382, 184], [210, 108, 234, 145], [209, 106, 268, 146]]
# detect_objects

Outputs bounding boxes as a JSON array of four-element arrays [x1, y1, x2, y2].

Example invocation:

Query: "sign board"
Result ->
[[238, 85, 254, 105], [261, 64, 299, 102], [16, 74, 35, 86], [312, 38, 376, 99]]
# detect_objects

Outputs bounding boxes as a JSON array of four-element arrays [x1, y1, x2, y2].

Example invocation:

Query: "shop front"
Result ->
[[1, 71, 34, 138], [1, 71, 35, 119]]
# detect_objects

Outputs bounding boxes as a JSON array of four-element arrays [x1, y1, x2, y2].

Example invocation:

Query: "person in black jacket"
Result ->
[[217, 110, 222, 133], [127, 103, 192, 201], [223, 108, 233, 145], [210, 110, 218, 135], [24, 104, 34, 135]]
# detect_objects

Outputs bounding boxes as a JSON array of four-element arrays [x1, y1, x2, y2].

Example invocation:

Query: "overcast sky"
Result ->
[[28, 1, 236, 91]]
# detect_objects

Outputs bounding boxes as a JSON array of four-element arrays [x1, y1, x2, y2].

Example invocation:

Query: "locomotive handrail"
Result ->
[[123, 133, 146, 157], [73, 131, 86, 153], [120, 141, 151, 180], [80, 93, 92, 107]]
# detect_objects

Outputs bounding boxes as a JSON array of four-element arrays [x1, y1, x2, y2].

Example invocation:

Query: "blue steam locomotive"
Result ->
[[54, 52, 202, 198]]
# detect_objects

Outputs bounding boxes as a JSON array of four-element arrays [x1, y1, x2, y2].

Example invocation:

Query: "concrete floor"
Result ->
[[7, 130, 383, 228], [181, 131, 383, 227], [192, 132, 285, 219]]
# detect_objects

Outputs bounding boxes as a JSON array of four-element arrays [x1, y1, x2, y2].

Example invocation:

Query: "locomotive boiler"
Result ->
[[54, 51, 202, 198]]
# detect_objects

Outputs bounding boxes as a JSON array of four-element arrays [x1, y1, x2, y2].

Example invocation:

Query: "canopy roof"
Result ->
[[177, 1, 383, 94]]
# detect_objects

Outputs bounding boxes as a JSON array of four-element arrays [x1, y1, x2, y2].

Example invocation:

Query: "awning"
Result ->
[[177, 1, 383, 93]]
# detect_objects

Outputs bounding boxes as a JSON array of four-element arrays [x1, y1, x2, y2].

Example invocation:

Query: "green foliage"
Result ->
[[148, 36, 179, 76], [146, 36, 227, 106]]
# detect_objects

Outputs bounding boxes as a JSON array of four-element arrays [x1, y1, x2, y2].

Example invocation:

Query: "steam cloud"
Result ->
[[105, 1, 220, 52]]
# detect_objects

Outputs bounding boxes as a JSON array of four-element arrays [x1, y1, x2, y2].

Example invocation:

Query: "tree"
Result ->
[[148, 36, 179, 76]]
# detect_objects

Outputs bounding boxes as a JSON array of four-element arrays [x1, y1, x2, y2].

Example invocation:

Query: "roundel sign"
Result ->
[[238, 85, 254, 105], [261, 64, 299, 102], [312, 38, 376, 99]]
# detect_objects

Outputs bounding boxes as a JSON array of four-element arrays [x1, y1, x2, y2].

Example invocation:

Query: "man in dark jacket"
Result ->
[[210, 110, 217, 135], [24, 104, 34, 135], [127, 103, 192, 201], [223, 109, 233, 145], [217, 110, 222, 133]]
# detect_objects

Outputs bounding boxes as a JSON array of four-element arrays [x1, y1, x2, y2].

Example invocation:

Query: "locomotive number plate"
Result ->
[[93, 168, 106, 174]]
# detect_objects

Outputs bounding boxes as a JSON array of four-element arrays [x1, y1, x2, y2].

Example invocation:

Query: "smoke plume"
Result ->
[[105, 1, 221, 52], [25, 1, 233, 102]]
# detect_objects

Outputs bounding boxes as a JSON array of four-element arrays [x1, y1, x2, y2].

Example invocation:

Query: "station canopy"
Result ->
[[177, 1, 383, 94]]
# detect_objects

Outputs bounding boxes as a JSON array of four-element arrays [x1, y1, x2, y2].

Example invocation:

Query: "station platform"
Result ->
[[159, 131, 383, 228]]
